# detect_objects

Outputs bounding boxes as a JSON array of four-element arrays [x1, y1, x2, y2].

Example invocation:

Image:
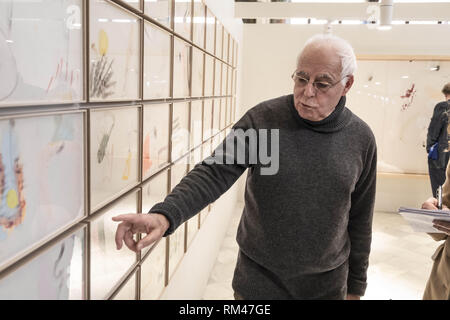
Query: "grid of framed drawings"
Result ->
[[0, 0, 238, 300]]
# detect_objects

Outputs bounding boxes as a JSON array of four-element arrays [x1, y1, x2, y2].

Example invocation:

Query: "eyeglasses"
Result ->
[[291, 71, 347, 93]]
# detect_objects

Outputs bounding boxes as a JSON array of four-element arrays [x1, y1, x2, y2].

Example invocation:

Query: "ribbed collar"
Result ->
[[288, 94, 352, 133]]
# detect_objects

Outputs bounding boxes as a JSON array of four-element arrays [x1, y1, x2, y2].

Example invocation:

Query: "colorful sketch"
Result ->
[[0, 112, 84, 269], [143, 22, 171, 99], [90, 191, 137, 300], [0, 0, 83, 106], [400, 83, 417, 111], [90, 107, 139, 211], [89, 0, 140, 101], [141, 239, 166, 300], [0, 226, 85, 300], [143, 104, 169, 178]]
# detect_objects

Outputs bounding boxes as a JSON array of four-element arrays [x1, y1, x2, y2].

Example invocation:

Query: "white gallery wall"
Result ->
[[237, 23, 450, 209]]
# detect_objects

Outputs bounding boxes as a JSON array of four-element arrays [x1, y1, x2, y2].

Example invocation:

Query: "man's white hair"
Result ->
[[296, 34, 357, 84]]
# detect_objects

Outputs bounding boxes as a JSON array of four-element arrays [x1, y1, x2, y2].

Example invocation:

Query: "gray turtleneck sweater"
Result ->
[[149, 94, 377, 299]]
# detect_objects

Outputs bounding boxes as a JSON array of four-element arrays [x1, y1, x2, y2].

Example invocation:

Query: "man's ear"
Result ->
[[342, 75, 354, 96]]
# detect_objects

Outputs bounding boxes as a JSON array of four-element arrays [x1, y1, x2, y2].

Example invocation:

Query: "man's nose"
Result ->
[[304, 81, 316, 97]]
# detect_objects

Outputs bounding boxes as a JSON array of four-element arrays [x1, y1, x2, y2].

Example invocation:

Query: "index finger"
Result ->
[[112, 213, 141, 223]]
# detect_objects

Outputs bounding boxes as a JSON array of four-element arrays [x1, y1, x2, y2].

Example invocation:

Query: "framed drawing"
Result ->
[[174, 0, 192, 41], [230, 37, 235, 68], [168, 158, 187, 279], [0, 0, 83, 107], [143, 103, 170, 179], [140, 238, 166, 300], [227, 97, 232, 126], [234, 41, 239, 68], [215, 20, 223, 60], [233, 69, 237, 96], [203, 99, 213, 141], [141, 169, 168, 256], [193, 0, 206, 48], [204, 54, 214, 97], [0, 225, 86, 300], [205, 8, 215, 55], [228, 66, 232, 96], [214, 60, 221, 96], [89, 190, 138, 300], [232, 97, 237, 123], [89, 106, 139, 212], [347, 59, 450, 174], [110, 268, 138, 300], [143, 21, 171, 100], [220, 98, 226, 130], [221, 63, 227, 97], [189, 145, 202, 172], [172, 102, 190, 162], [0, 111, 85, 270], [191, 47, 204, 97], [212, 99, 220, 135], [190, 100, 203, 149], [173, 37, 191, 98], [223, 30, 229, 64], [123, 0, 141, 11], [144, 0, 171, 28], [89, 0, 140, 102]]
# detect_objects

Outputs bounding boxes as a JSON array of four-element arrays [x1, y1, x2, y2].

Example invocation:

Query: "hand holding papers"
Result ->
[[398, 206, 450, 233]]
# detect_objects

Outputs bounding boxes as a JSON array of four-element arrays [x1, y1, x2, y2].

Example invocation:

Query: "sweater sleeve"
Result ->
[[148, 111, 255, 236], [346, 137, 377, 296]]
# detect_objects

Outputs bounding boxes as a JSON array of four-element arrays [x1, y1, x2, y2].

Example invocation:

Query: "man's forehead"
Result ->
[[297, 45, 342, 77]]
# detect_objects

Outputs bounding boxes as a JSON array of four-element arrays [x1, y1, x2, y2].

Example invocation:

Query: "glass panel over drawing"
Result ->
[[90, 106, 139, 212], [223, 30, 229, 64], [214, 60, 221, 96], [168, 159, 187, 279], [203, 99, 213, 141], [173, 37, 191, 98], [112, 270, 137, 300], [174, 0, 192, 41], [89, 0, 140, 101], [0, 112, 85, 270], [143, 104, 169, 179], [0, 0, 83, 106], [204, 54, 214, 97], [144, 0, 171, 28], [172, 102, 190, 162], [205, 8, 215, 54], [141, 170, 168, 256], [347, 60, 450, 175], [215, 20, 223, 60], [123, 0, 141, 10], [221, 63, 227, 97], [141, 239, 166, 300], [212, 99, 220, 135], [191, 47, 204, 97], [0, 226, 85, 300], [90, 191, 138, 300], [143, 22, 171, 100], [192, 0, 205, 48], [220, 98, 225, 129], [190, 100, 202, 149]]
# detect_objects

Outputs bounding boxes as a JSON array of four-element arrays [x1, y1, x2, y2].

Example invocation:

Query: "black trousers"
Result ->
[[428, 153, 450, 197]]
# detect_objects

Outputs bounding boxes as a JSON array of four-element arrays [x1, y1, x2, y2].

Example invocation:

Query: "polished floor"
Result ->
[[202, 205, 440, 300]]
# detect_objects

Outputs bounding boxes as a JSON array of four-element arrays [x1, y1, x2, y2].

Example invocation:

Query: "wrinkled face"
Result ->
[[293, 44, 354, 121]]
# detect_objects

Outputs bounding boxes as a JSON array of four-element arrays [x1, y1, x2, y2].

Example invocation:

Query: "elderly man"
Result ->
[[112, 34, 377, 300]]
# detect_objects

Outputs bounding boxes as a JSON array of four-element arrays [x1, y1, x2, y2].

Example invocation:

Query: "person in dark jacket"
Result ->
[[426, 83, 450, 197]]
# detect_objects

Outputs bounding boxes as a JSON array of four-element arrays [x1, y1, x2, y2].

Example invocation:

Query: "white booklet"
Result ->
[[398, 207, 450, 233]]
